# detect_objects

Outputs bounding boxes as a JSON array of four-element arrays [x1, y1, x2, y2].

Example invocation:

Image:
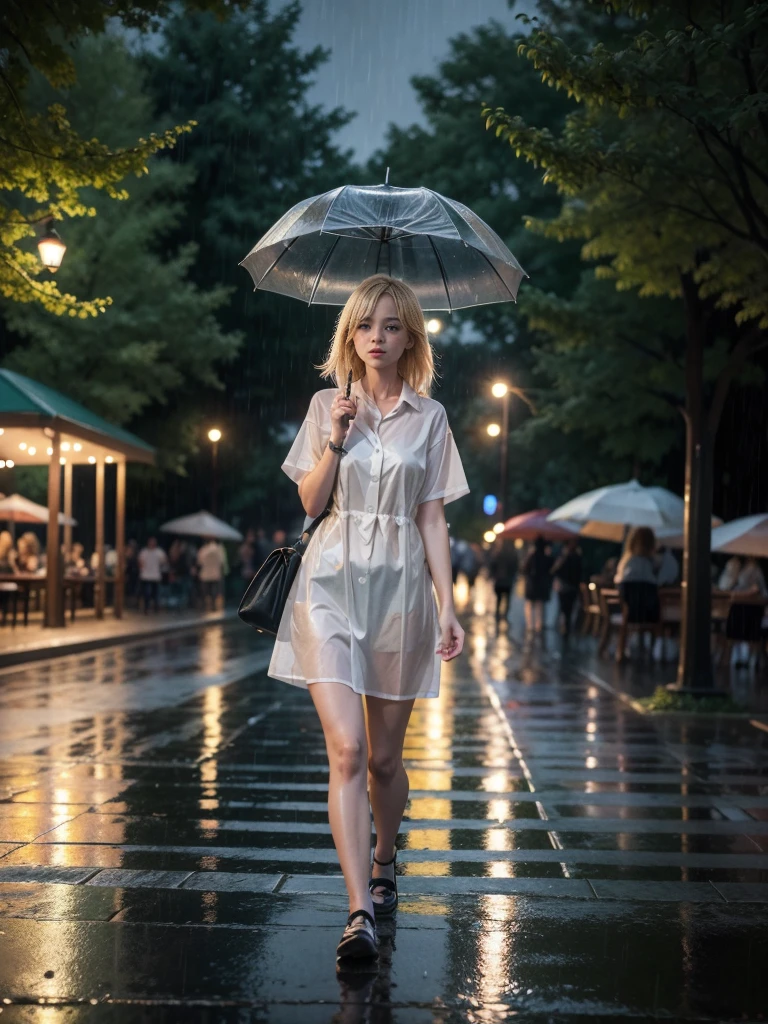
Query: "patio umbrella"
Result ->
[[547, 480, 721, 543], [159, 510, 242, 542], [0, 493, 77, 527], [711, 514, 768, 557], [239, 181, 527, 311], [499, 509, 581, 543]]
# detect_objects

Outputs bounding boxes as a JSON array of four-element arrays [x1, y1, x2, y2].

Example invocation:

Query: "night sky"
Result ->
[[283, 0, 520, 161]]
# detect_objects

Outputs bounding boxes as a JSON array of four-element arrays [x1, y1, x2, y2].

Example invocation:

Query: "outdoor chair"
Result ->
[[580, 582, 601, 635], [0, 582, 19, 627], [599, 582, 661, 663], [715, 598, 767, 669]]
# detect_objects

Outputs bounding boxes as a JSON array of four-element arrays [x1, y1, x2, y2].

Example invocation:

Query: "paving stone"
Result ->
[[0, 865, 97, 884], [181, 871, 283, 892], [0, 881, 118, 920], [85, 868, 193, 889], [710, 882, 768, 903], [588, 880, 725, 902], [280, 873, 594, 898]]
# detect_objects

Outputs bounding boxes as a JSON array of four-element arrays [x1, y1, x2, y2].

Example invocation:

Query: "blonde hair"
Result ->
[[317, 275, 436, 395], [0, 531, 12, 561]]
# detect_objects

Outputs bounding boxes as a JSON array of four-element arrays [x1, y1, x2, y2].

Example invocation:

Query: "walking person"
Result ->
[[489, 538, 519, 624], [522, 535, 555, 635], [197, 537, 227, 610], [552, 538, 583, 637], [138, 537, 167, 613], [268, 275, 469, 962]]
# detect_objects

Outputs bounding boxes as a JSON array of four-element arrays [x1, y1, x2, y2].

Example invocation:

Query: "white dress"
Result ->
[[267, 377, 470, 700]]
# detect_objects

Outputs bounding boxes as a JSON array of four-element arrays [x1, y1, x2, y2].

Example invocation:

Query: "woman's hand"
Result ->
[[330, 391, 357, 446], [436, 608, 464, 661]]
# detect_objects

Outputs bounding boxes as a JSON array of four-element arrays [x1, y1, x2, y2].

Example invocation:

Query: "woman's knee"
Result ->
[[368, 750, 403, 785], [329, 734, 366, 781]]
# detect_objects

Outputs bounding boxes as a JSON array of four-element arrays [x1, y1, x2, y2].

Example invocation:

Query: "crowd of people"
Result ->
[[452, 524, 767, 643]]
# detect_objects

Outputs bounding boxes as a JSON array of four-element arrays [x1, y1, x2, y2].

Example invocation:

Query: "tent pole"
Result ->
[[95, 459, 105, 619], [115, 460, 125, 619], [45, 434, 64, 628], [63, 462, 73, 556]]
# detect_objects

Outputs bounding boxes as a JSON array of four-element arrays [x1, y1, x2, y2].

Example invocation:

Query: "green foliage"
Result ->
[[637, 685, 744, 714], [0, 0, 245, 316], [1, 36, 241, 470], [484, 0, 768, 327]]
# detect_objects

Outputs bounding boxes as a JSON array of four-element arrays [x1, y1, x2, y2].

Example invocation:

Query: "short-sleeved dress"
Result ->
[[268, 377, 469, 700]]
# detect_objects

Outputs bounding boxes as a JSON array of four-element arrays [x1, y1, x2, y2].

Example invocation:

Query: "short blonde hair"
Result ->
[[317, 275, 436, 395]]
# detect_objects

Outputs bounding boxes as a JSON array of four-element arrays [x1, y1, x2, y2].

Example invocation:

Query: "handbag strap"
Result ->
[[293, 453, 342, 555]]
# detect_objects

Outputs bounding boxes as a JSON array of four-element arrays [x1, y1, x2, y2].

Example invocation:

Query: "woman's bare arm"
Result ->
[[297, 393, 357, 518]]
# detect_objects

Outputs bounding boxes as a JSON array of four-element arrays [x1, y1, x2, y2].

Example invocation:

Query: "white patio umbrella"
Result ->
[[159, 510, 242, 542], [0, 493, 77, 527], [711, 514, 768, 557], [547, 479, 720, 543]]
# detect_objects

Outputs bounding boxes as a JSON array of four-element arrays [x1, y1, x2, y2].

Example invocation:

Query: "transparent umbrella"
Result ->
[[239, 179, 527, 311], [159, 511, 242, 542]]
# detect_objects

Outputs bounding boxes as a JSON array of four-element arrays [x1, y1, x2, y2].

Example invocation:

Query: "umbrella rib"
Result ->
[[308, 235, 342, 305], [250, 236, 298, 290], [427, 235, 452, 313], [475, 249, 520, 303]]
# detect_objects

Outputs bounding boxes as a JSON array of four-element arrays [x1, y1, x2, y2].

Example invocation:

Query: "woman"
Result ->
[[522, 536, 554, 634], [0, 531, 18, 574], [269, 274, 469, 962], [614, 527, 658, 585], [552, 538, 582, 637]]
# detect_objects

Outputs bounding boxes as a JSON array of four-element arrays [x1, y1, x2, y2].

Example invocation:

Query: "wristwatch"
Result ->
[[328, 439, 348, 456]]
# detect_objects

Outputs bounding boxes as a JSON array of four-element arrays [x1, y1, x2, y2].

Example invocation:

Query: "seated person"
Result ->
[[614, 526, 659, 623], [734, 556, 767, 598], [717, 556, 742, 592]]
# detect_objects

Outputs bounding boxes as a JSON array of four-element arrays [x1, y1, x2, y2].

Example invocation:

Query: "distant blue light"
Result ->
[[483, 494, 498, 516]]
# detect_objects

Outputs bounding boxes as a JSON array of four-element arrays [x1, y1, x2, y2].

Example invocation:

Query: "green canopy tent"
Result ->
[[0, 370, 155, 626]]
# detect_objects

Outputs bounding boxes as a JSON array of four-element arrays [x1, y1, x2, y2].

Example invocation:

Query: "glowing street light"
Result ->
[[426, 318, 443, 335], [37, 225, 67, 272], [486, 423, 501, 437], [208, 427, 223, 514], [493, 522, 505, 534], [491, 381, 509, 399], [489, 381, 511, 517], [483, 530, 497, 544]]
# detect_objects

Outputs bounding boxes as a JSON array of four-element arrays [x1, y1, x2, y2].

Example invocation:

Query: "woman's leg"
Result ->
[[309, 682, 373, 917], [365, 695, 415, 902]]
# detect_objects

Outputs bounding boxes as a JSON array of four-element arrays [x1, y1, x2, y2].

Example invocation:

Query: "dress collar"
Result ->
[[352, 376, 422, 413]]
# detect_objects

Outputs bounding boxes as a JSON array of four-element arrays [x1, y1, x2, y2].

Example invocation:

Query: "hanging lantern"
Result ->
[[37, 226, 66, 272]]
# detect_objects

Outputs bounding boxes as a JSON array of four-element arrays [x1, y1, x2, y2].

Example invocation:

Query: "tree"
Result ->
[[0, 0, 248, 315], [143, 2, 358, 519], [366, 20, 594, 533], [1, 35, 241, 471], [484, 0, 768, 690]]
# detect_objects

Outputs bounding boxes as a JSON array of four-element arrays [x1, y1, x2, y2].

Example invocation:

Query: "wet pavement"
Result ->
[[0, 584, 767, 1021]]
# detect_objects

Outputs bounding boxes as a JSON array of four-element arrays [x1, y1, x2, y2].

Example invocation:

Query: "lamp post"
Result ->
[[37, 222, 67, 272], [490, 381, 510, 518], [208, 428, 222, 515]]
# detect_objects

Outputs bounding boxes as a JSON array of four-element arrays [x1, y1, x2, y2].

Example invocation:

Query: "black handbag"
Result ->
[[238, 508, 332, 635]]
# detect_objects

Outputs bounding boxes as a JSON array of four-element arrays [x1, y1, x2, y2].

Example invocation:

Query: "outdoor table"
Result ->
[[0, 573, 113, 626]]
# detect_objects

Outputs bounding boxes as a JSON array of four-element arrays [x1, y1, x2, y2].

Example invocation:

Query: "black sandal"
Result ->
[[336, 909, 378, 959], [368, 847, 398, 916]]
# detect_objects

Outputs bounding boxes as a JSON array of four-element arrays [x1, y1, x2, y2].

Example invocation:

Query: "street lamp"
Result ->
[[37, 225, 67, 272], [490, 381, 510, 518], [426, 318, 443, 335], [486, 423, 501, 437], [208, 428, 222, 515]]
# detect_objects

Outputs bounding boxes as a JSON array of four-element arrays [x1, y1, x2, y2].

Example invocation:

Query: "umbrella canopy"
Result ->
[[711, 514, 768, 557], [499, 509, 581, 543], [0, 493, 77, 527], [548, 480, 721, 543], [159, 510, 242, 542], [239, 182, 527, 312]]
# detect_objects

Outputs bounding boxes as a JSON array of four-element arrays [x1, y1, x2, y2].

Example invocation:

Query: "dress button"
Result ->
[[366, 505, 374, 512], [371, 474, 379, 482], [358, 576, 367, 584]]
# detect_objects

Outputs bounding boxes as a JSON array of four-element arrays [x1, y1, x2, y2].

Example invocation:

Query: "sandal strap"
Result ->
[[368, 876, 396, 894], [372, 849, 398, 866], [346, 908, 376, 930]]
